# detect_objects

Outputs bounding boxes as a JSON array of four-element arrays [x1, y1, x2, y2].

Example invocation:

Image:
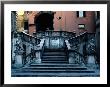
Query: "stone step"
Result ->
[[30, 63, 81, 67], [22, 67, 87, 70], [42, 56, 67, 58], [42, 58, 68, 61], [43, 52, 66, 56], [44, 49, 66, 52], [41, 61, 68, 63], [12, 71, 99, 77], [12, 69, 95, 73], [42, 57, 67, 60]]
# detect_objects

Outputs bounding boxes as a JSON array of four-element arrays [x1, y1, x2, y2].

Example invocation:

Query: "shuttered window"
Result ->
[[78, 24, 85, 29], [77, 11, 86, 17]]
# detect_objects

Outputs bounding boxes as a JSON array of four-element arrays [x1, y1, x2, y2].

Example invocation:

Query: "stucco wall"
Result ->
[[27, 11, 95, 35]]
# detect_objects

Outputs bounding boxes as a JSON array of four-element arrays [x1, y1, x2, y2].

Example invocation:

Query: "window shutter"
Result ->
[[76, 11, 79, 17], [24, 21, 28, 30], [83, 11, 86, 17]]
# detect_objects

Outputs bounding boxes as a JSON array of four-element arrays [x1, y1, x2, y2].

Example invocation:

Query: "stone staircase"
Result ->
[[12, 49, 99, 77], [12, 63, 99, 77], [41, 49, 68, 63]]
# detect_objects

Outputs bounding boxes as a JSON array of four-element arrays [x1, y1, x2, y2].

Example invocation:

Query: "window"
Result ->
[[24, 21, 28, 30], [77, 11, 86, 17], [78, 24, 85, 29]]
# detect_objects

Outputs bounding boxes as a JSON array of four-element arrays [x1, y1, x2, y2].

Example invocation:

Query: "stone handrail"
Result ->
[[22, 32, 41, 45], [34, 31, 76, 39], [12, 32, 41, 68]]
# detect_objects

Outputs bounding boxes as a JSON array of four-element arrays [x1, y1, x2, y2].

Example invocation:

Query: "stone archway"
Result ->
[[34, 12, 54, 31]]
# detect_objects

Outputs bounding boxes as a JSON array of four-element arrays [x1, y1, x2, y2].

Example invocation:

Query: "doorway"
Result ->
[[34, 13, 54, 31]]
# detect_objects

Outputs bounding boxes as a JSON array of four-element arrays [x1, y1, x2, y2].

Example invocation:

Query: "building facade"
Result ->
[[16, 11, 96, 35]]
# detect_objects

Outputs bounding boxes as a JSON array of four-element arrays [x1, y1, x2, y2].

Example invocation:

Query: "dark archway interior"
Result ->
[[35, 13, 54, 31]]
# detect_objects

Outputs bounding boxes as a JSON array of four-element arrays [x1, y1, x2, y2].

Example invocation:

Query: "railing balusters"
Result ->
[[66, 32, 96, 66], [12, 32, 41, 68]]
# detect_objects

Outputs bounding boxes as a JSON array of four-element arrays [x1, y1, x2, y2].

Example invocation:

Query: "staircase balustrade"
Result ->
[[68, 32, 97, 67], [12, 32, 41, 68], [34, 31, 76, 39], [65, 40, 86, 65], [12, 31, 97, 68]]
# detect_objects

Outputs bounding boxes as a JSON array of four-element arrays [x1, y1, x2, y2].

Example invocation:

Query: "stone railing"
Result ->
[[69, 32, 87, 55], [69, 32, 96, 55], [21, 32, 41, 45], [33, 31, 76, 39], [65, 40, 85, 65], [23, 39, 45, 66], [67, 32, 97, 67], [12, 32, 41, 68]]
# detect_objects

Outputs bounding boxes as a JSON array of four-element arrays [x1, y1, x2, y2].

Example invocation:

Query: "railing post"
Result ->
[[35, 51, 41, 63], [13, 33, 24, 68], [87, 55, 96, 64], [65, 40, 75, 64], [87, 54, 97, 69], [34, 39, 45, 63], [68, 50, 75, 64], [86, 34, 97, 69], [14, 51, 24, 68]]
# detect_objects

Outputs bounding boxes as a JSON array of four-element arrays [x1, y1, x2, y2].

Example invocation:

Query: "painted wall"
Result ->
[[27, 11, 96, 35], [54, 11, 95, 35]]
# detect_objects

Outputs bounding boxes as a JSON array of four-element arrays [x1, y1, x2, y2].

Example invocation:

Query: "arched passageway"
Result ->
[[34, 13, 54, 31]]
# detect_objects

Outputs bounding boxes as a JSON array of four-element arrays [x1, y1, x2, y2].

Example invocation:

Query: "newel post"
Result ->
[[65, 40, 75, 64], [86, 35, 97, 69], [13, 33, 24, 68], [34, 39, 45, 63], [14, 50, 24, 68]]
